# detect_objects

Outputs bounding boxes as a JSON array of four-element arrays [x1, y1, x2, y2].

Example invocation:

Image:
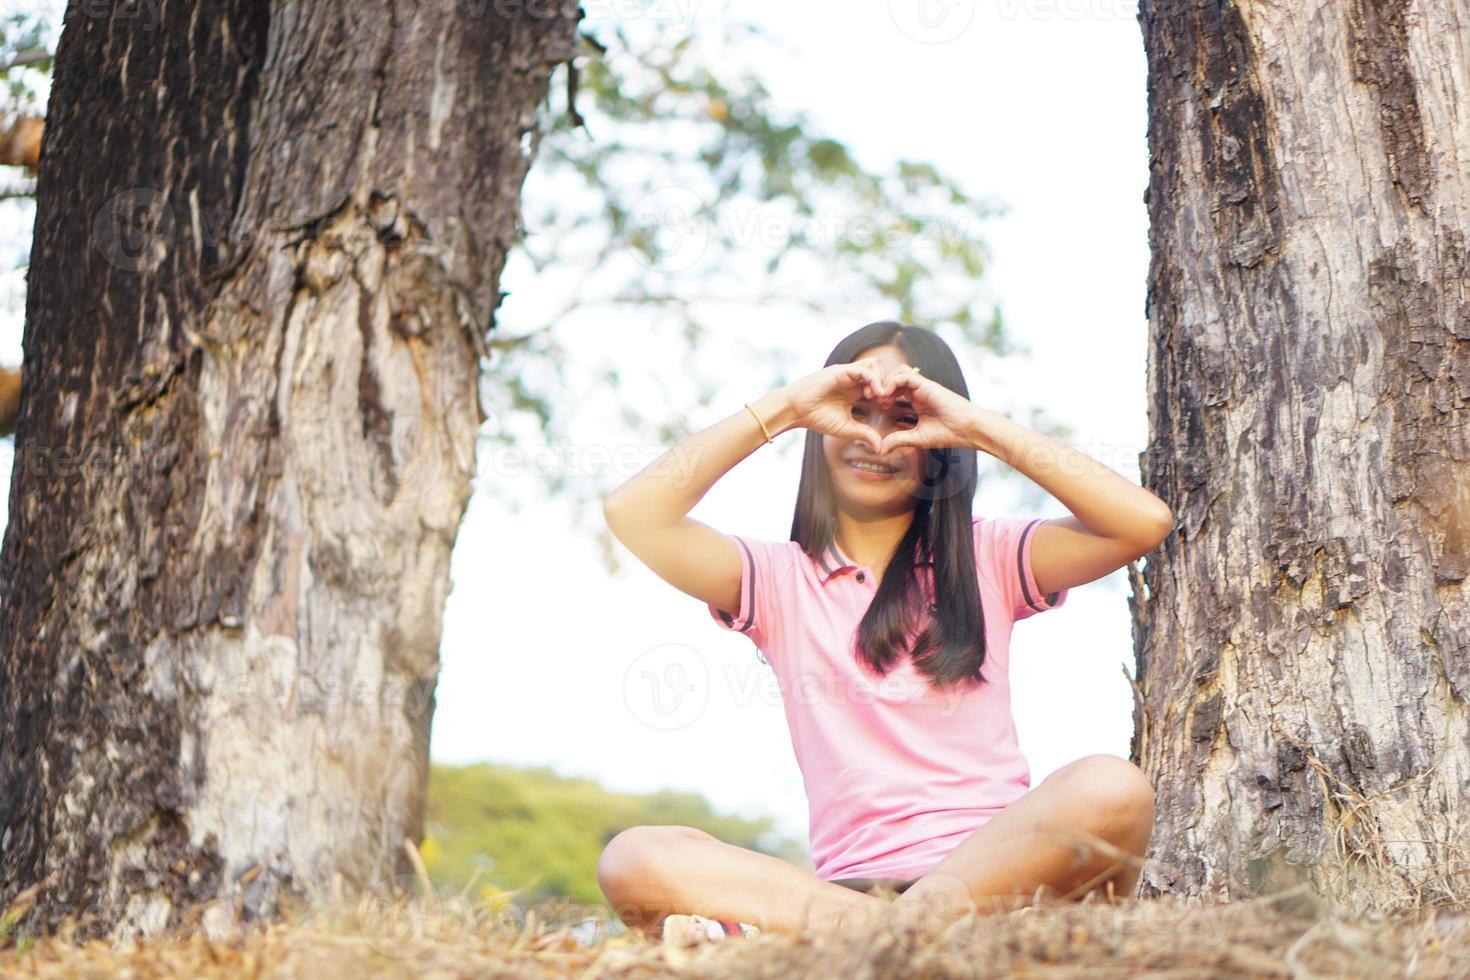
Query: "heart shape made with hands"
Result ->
[[805, 358, 976, 459], [857, 363, 975, 458]]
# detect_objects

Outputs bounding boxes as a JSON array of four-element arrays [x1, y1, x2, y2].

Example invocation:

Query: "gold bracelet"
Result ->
[[744, 402, 773, 444]]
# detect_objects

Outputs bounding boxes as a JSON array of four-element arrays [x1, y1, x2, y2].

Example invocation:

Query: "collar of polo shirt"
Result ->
[[817, 538, 936, 582]]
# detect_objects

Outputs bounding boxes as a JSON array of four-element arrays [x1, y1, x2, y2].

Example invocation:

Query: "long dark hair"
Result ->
[[788, 321, 989, 690]]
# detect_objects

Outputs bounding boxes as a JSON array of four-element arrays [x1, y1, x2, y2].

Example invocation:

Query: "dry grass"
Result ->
[[2, 880, 1469, 978]]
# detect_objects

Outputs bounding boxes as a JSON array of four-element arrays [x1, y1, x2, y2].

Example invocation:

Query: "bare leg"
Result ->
[[891, 754, 1156, 931], [596, 824, 891, 937]]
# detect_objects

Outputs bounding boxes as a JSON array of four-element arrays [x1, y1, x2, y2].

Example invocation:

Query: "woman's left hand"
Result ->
[[873, 365, 980, 455]]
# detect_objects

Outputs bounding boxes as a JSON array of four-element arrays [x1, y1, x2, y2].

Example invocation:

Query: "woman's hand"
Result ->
[[871, 364, 980, 455], [785, 358, 888, 455]]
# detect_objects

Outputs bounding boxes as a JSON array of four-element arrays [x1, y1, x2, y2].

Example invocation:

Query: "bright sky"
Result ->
[[0, 0, 1152, 856]]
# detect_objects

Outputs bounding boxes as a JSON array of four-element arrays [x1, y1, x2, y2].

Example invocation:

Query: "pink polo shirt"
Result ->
[[708, 516, 1068, 881]]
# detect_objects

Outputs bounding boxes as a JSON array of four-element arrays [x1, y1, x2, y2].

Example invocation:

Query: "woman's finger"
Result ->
[[827, 366, 860, 402], [844, 421, 880, 455], [838, 362, 875, 395], [866, 365, 883, 399], [893, 367, 929, 405], [889, 364, 920, 391], [879, 431, 910, 456]]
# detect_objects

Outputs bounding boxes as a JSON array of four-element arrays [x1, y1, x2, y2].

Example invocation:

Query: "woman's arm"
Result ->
[[603, 388, 801, 614], [605, 359, 890, 611], [965, 409, 1174, 596]]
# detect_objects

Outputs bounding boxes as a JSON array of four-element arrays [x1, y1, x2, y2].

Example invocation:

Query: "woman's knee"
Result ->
[[597, 824, 712, 898], [1049, 754, 1156, 828]]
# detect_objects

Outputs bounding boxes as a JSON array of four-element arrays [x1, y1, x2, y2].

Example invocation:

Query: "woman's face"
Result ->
[[821, 344, 928, 513]]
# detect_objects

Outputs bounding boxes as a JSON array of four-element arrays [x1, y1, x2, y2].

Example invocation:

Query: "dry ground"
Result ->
[[3, 879, 1469, 978]]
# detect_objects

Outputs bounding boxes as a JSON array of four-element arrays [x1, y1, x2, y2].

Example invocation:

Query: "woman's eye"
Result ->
[[851, 405, 867, 417]]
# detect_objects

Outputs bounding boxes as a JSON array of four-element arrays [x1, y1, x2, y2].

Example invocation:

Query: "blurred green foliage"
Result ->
[[422, 761, 808, 909], [1, 7, 54, 106], [0, 4, 1075, 533]]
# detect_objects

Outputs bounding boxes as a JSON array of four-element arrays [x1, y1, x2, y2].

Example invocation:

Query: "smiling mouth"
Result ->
[[848, 459, 898, 475]]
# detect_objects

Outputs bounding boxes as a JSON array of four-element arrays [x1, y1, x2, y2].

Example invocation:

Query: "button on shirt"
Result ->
[[708, 516, 1068, 881]]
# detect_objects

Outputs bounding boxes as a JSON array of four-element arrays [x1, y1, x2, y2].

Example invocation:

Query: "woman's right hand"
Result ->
[[783, 358, 888, 455]]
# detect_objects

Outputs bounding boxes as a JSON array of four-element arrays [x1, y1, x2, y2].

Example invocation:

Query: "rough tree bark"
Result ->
[[0, 0, 579, 941], [1132, 0, 1470, 913]]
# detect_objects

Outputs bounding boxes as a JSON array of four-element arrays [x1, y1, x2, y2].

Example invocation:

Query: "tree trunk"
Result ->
[[1133, 0, 1470, 912], [0, 0, 578, 942]]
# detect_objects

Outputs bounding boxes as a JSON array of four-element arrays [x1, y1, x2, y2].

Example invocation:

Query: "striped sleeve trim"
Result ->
[[1017, 518, 1061, 612], [715, 537, 758, 634]]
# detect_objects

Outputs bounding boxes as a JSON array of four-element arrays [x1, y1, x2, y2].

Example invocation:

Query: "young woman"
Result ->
[[598, 321, 1172, 941]]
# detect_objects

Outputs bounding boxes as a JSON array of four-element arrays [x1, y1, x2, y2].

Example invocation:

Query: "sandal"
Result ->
[[661, 912, 762, 945]]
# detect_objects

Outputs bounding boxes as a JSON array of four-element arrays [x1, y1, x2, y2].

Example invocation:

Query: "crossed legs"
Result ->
[[596, 823, 890, 937], [892, 753, 1156, 930], [596, 754, 1155, 939]]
